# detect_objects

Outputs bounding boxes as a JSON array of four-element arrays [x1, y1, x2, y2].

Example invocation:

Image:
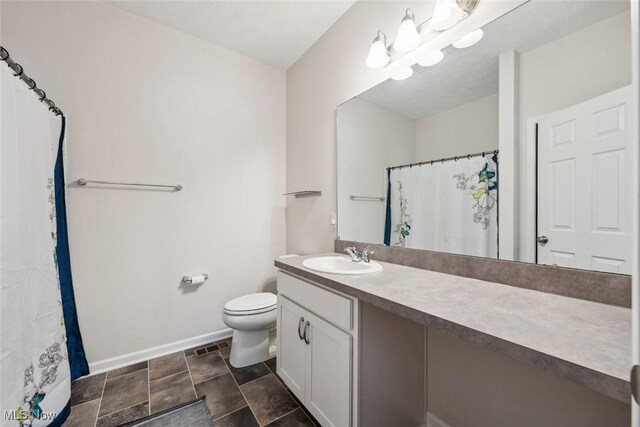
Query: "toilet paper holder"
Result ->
[[182, 273, 209, 284]]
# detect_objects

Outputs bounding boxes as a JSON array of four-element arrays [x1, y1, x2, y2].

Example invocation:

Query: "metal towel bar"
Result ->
[[77, 178, 183, 191], [350, 195, 385, 202]]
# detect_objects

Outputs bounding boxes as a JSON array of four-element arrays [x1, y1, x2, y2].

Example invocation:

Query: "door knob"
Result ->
[[537, 236, 549, 245], [632, 365, 640, 404]]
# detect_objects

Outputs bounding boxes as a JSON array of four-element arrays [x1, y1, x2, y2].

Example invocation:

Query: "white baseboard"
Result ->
[[426, 412, 451, 427], [88, 328, 233, 376]]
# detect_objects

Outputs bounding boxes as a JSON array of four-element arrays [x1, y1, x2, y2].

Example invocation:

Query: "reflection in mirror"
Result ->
[[337, 0, 632, 273]]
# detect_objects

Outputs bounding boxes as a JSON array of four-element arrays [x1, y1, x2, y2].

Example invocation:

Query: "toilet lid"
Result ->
[[224, 293, 277, 313]]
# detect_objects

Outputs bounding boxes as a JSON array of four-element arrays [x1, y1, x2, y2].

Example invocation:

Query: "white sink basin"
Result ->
[[302, 256, 383, 275]]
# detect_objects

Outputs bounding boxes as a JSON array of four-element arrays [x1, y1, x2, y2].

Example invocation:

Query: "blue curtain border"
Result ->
[[383, 169, 391, 246], [47, 401, 70, 427], [55, 116, 90, 380]]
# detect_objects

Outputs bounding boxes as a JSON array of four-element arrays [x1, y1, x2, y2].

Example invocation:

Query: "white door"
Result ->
[[537, 86, 632, 274], [305, 311, 352, 427], [277, 296, 308, 402]]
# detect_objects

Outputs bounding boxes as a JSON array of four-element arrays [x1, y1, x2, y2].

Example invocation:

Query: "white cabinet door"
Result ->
[[277, 296, 307, 402], [305, 311, 352, 427]]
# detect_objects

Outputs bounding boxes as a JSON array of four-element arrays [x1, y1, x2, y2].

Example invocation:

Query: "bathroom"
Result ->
[[0, 0, 638, 426]]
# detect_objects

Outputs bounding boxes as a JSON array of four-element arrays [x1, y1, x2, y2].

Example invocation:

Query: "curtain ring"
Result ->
[[467, 154, 472, 160], [27, 78, 37, 90], [441, 158, 445, 163], [493, 150, 498, 155], [37, 89, 47, 101], [430, 160, 434, 165], [454, 156, 458, 162], [48, 101, 57, 111], [0, 46, 9, 61], [12, 63, 23, 77], [481, 152, 485, 157]]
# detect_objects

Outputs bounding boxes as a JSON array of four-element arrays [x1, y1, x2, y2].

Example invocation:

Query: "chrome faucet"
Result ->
[[344, 247, 374, 263], [344, 247, 361, 262]]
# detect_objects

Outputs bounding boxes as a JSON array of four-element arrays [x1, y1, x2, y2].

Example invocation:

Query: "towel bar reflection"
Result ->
[[77, 178, 183, 191], [350, 195, 385, 202]]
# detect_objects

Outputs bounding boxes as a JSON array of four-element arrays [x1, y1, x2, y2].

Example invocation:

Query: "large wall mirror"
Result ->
[[337, 0, 632, 274]]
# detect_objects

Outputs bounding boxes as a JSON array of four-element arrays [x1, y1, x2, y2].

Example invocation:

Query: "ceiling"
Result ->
[[106, 0, 356, 69], [358, 0, 630, 120]]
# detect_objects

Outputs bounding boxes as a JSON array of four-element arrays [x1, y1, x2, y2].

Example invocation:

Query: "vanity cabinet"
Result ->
[[276, 271, 357, 427]]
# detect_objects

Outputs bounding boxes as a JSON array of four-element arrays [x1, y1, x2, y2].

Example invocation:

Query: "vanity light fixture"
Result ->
[[391, 67, 414, 81], [393, 9, 421, 53], [418, 49, 444, 67], [364, 0, 479, 69], [431, 0, 465, 31], [365, 31, 390, 69], [452, 28, 484, 48]]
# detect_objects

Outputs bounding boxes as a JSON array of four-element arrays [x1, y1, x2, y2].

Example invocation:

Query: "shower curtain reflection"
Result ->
[[385, 154, 499, 258]]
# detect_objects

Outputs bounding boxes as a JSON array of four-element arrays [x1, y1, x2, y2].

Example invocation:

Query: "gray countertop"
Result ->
[[275, 254, 631, 403]]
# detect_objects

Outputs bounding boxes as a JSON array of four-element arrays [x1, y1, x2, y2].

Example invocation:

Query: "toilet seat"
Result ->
[[224, 293, 277, 316]]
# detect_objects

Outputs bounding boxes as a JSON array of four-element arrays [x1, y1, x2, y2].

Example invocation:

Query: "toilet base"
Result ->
[[229, 326, 276, 368]]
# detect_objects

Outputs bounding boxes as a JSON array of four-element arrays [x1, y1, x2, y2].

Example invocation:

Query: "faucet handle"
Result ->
[[344, 246, 361, 262], [361, 248, 374, 263]]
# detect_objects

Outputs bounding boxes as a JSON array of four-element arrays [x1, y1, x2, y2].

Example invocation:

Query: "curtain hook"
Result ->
[[430, 160, 434, 165], [0, 46, 9, 61], [454, 156, 458, 162], [481, 152, 485, 157], [467, 154, 472, 160], [27, 78, 37, 90], [12, 63, 23, 77], [441, 158, 445, 163], [37, 89, 47, 102], [493, 149, 498, 155]]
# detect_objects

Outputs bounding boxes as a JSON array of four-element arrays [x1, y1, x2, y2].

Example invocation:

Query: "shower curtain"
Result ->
[[385, 154, 498, 258], [1, 62, 87, 426]]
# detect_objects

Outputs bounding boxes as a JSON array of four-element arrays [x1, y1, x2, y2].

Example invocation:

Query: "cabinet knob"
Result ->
[[303, 321, 310, 345], [298, 317, 305, 340]]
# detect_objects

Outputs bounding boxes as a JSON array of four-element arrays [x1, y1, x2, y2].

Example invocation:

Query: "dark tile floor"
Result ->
[[65, 338, 318, 427]]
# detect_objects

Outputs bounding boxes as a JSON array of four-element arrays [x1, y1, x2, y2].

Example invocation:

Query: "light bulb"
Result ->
[[418, 49, 444, 67], [452, 28, 484, 48], [393, 9, 421, 53], [365, 31, 390, 69], [431, 0, 465, 31], [391, 67, 414, 81]]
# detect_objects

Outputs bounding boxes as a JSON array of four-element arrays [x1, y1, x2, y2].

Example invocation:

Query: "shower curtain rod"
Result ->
[[0, 45, 63, 116], [386, 149, 499, 171]]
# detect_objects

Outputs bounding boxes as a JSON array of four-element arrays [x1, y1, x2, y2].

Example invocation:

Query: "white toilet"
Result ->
[[222, 292, 277, 368]]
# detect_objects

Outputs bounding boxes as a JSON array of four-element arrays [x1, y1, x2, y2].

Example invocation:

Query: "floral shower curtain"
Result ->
[[385, 154, 498, 258], [1, 62, 86, 426]]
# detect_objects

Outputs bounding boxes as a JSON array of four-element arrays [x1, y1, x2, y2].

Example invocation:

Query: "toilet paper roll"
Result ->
[[189, 275, 207, 285]]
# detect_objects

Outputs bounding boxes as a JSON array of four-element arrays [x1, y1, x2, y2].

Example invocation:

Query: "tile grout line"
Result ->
[[264, 407, 299, 426], [183, 351, 199, 399], [265, 362, 319, 427], [94, 370, 150, 424], [222, 355, 263, 426], [96, 398, 150, 421], [93, 374, 108, 427], [210, 404, 250, 422]]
